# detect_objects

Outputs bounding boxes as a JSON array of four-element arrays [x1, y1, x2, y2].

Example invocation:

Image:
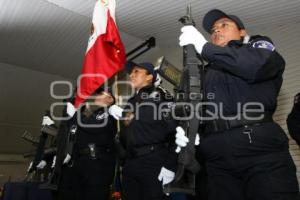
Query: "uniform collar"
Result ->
[[227, 35, 250, 47], [137, 85, 155, 95], [227, 39, 243, 47]]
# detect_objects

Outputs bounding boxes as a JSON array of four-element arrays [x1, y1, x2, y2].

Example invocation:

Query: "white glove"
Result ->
[[175, 126, 200, 153], [36, 160, 47, 169], [154, 74, 162, 87], [42, 116, 54, 126], [66, 102, 76, 117], [51, 156, 56, 168], [158, 167, 175, 186], [27, 162, 33, 172], [179, 26, 208, 54], [27, 160, 47, 172], [63, 154, 71, 164], [108, 105, 123, 120], [51, 154, 71, 167]]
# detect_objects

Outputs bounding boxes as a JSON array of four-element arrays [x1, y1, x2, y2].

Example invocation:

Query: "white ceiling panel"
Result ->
[[1, 0, 300, 78], [45, 0, 300, 45]]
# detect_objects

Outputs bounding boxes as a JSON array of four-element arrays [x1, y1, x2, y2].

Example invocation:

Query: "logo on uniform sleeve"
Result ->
[[252, 40, 275, 51]]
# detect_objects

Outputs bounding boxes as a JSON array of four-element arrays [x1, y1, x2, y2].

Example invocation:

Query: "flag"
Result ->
[[74, 0, 126, 108]]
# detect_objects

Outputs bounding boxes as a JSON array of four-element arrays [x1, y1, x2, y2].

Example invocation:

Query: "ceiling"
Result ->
[[1, 0, 300, 79]]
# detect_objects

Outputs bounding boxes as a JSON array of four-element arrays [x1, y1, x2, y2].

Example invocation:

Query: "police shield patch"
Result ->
[[252, 40, 275, 51]]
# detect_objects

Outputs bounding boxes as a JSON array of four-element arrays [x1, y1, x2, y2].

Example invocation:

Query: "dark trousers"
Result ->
[[57, 154, 115, 200], [122, 149, 171, 200], [200, 122, 300, 200]]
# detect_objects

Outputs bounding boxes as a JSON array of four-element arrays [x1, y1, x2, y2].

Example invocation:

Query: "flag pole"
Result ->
[[114, 75, 121, 132]]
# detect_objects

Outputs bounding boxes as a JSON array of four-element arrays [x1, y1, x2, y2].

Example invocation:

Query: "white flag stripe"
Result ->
[[107, 0, 116, 21], [86, 0, 116, 53]]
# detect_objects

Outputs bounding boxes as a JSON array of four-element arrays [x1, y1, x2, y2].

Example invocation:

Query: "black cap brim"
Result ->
[[125, 61, 138, 74]]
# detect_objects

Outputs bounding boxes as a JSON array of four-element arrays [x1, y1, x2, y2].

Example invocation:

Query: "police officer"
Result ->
[[175, 9, 300, 200], [26, 114, 57, 180], [109, 62, 177, 200], [57, 88, 117, 200], [287, 93, 300, 146]]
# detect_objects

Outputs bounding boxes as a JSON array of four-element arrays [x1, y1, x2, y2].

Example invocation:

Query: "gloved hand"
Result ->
[[51, 156, 56, 168], [179, 26, 208, 54], [42, 116, 54, 126], [63, 154, 71, 164], [108, 105, 123, 120], [66, 102, 76, 117], [175, 126, 200, 153], [27, 160, 47, 172], [158, 167, 175, 186], [36, 160, 47, 169], [51, 154, 71, 167]]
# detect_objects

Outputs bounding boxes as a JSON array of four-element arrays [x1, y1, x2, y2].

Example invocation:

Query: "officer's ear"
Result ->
[[146, 74, 154, 84], [240, 29, 247, 38]]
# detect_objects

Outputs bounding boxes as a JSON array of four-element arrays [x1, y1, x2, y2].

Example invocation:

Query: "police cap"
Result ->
[[203, 9, 245, 33]]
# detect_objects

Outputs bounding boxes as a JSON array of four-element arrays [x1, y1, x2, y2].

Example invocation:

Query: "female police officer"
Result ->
[[175, 9, 300, 200], [109, 62, 177, 200], [57, 88, 117, 200]]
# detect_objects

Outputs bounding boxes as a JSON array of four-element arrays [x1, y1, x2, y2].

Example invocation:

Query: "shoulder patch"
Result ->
[[252, 40, 275, 51]]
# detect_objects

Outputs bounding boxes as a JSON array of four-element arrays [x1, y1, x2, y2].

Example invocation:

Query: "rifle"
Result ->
[[155, 56, 182, 87], [22, 131, 40, 146], [27, 110, 57, 174], [39, 98, 77, 190], [127, 37, 156, 61], [23, 147, 57, 158], [164, 5, 205, 195]]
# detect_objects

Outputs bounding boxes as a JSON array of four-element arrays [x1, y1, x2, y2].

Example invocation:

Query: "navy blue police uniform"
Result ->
[[120, 84, 177, 200], [197, 9, 300, 200], [58, 106, 117, 200], [287, 93, 300, 146]]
